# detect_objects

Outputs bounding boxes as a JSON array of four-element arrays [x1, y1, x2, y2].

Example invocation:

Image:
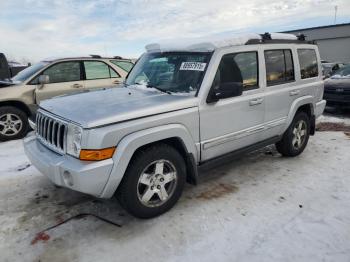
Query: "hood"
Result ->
[[324, 78, 350, 89], [39, 86, 199, 128], [0, 79, 21, 88]]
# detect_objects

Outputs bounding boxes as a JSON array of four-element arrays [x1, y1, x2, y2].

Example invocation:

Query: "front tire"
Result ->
[[117, 143, 186, 218], [275, 111, 310, 157], [0, 106, 28, 142]]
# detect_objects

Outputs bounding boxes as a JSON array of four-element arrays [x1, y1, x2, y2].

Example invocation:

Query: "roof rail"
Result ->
[[90, 54, 102, 58], [113, 56, 123, 59], [246, 32, 312, 45]]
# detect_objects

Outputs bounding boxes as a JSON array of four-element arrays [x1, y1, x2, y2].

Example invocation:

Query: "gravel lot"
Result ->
[[0, 113, 349, 262]]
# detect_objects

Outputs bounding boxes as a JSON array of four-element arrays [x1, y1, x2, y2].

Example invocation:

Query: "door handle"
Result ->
[[249, 98, 264, 106], [113, 80, 121, 84], [72, 84, 83, 88], [290, 90, 300, 96]]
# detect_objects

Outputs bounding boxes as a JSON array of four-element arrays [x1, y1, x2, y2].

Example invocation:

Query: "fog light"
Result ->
[[63, 171, 74, 187]]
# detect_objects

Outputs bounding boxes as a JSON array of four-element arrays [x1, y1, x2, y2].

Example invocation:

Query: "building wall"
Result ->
[[284, 24, 350, 63]]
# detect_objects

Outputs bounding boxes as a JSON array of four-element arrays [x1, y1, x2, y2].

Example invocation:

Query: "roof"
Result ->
[[41, 56, 131, 63], [145, 32, 301, 52], [283, 22, 350, 33]]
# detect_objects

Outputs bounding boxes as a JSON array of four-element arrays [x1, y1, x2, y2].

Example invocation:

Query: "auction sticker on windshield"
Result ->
[[180, 62, 207, 71]]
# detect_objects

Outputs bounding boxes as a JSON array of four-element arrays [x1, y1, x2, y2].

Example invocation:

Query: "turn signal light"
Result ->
[[79, 147, 116, 161]]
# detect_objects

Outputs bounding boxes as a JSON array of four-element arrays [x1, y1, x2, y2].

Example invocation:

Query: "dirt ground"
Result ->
[[0, 113, 350, 262]]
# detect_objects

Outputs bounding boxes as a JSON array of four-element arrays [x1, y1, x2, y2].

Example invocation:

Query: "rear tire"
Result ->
[[0, 106, 28, 142], [275, 111, 310, 157], [117, 143, 186, 218]]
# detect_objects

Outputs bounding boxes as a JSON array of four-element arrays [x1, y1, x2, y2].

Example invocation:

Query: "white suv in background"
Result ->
[[0, 56, 134, 141]]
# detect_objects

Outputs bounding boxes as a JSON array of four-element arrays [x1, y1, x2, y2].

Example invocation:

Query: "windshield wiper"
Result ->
[[147, 84, 172, 95], [134, 82, 172, 94]]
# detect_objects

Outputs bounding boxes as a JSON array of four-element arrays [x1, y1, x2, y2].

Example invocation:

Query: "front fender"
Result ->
[[283, 96, 314, 133], [100, 124, 198, 198]]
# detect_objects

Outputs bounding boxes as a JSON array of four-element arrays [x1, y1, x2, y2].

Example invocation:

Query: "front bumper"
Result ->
[[315, 100, 326, 118], [324, 91, 350, 105], [23, 133, 114, 198]]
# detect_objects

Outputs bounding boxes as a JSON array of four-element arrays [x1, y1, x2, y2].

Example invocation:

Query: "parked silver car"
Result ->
[[24, 33, 326, 218]]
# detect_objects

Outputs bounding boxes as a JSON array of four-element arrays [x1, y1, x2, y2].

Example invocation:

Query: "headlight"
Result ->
[[66, 124, 83, 158]]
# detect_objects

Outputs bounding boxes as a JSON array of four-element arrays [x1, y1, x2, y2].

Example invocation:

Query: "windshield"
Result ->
[[12, 61, 49, 82], [331, 65, 350, 79], [126, 52, 211, 95]]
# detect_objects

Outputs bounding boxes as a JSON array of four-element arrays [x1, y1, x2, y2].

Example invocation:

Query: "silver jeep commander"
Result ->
[[24, 33, 326, 218]]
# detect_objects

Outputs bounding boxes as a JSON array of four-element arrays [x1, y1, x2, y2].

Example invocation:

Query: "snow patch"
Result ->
[[145, 32, 299, 52], [145, 33, 262, 52]]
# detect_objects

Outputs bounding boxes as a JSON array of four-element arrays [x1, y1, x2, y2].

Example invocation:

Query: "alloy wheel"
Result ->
[[137, 160, 178, 207], [292, 119, 307, 150], [0, 113, 23, 136]]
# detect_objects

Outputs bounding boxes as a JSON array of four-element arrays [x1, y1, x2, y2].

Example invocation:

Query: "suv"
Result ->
[[0, 56, 133, 141], [24, 33, 326, 218]]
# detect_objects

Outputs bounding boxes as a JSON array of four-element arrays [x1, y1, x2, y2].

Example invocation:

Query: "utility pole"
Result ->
[[334, 5, 338, 25]]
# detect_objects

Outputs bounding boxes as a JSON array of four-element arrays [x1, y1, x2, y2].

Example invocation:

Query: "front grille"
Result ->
[[36, 112, 68, 154], [324, 87, 350, 95]]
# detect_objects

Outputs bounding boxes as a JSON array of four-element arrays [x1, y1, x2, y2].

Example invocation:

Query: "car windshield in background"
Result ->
[[126, 52, 211, 95], [110, 60, 134, 72], [331, 65, 350, 79], [12, 61, 49, 82]]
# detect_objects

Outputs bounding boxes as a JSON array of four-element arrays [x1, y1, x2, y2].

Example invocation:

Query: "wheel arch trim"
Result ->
[[100, 124, 198, 198], [283, 96, 314, 133]]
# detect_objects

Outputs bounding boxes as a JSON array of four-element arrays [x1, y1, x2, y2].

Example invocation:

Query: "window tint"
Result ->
[[215, 52, 258, 90], [84, 61, 112, 80], [42, 62, 81, 83], [265, 50, 295, 86], [110, 60, 134, 72], [109, 67, 120, 78], [298, 49, 318, 79]]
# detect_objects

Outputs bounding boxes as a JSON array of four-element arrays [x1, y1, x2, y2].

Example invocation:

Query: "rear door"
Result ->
[[34, 61, 85, 103], [262, 47, 298, 139], [83, 60, 123, 90]]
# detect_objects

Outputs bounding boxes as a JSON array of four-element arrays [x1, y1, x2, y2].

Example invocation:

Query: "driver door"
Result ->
[[199, 50, 265, 161], [34, 61, 84, 103]]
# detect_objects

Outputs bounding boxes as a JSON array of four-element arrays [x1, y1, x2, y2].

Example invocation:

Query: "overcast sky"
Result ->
[[0, 0, 349, 62]]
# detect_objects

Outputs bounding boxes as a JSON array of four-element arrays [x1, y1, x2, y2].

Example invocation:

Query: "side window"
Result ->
[[215, 52, 259, 90], [298, 49, 318, 79], [84, 61, 118, 80], [265, 50, 295, 86], [42, 62, 81, 83], [109, 67, 120, 78], [110, 60, 134, 72]]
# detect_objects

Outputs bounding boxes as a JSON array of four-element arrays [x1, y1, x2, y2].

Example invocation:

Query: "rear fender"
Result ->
[[283, 96, 314, 133]]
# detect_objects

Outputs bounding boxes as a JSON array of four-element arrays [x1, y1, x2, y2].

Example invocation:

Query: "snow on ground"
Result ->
[[0, 113, 350, 262]]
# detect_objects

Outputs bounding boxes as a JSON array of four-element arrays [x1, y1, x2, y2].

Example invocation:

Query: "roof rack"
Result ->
[[246, 32, 312, 45]]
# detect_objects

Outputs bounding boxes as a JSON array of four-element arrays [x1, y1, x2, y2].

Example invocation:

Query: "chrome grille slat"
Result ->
[[35, 111, 68, 154]]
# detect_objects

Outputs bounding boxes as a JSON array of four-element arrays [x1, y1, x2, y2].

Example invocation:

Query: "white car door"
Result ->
[[199, 49, 265, 161], [262, 47, 300, 139], [83, 60, 123, 90]]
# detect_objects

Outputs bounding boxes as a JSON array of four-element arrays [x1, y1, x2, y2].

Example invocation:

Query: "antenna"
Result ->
[[334, 5, 338, 24]]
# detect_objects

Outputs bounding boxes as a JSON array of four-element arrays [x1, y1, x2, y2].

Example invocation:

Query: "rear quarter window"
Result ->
[[297, 49, 318, 79]]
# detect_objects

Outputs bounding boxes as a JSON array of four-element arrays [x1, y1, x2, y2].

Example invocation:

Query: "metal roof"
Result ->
[[283, 22, 350, 33]]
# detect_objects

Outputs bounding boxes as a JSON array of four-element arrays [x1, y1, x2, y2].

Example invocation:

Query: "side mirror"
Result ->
[[207, 82, 243, 103], [38, 75, 49, 89]]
